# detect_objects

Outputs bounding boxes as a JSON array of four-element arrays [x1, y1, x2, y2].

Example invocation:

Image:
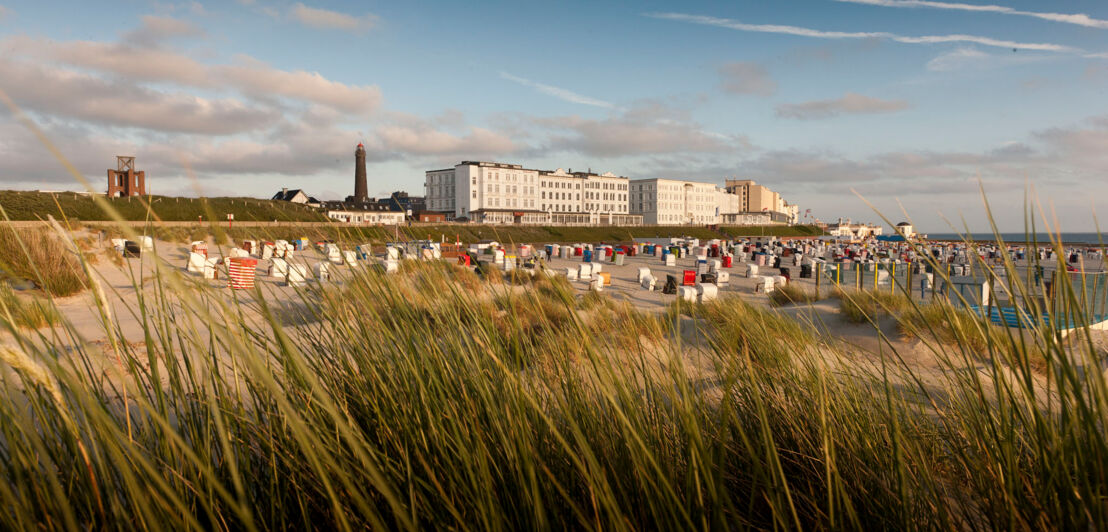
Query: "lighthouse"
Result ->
[[353, 143, 368, 202]]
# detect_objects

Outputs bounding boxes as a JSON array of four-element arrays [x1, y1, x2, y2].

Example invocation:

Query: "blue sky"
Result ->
[[0, 0, 1106, 231]]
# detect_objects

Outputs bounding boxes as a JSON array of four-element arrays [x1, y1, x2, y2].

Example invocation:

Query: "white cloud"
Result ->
[[534, 102, 742, 157], [926, 47, 989, 71], [718, 62, 777, 96], [776, 92, 910, 119], [8, 36, 213, 87], [499, 72, 614, 108], [0, 6, 11, 22], [216, 56, 381, 115], [0, 56, 278, 134], [925, 46, 1049, 71], [289, 3, 377, 33], [2, 36, 382, 116], [123, 15, 204, 46], [646, 12, 1079, 53], [836, 1, 1108, 30], [0, 17, 387, 185]]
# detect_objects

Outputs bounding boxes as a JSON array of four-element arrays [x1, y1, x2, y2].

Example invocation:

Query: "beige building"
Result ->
[[724, 179, 778, 213], [724, 179, 800, 223]]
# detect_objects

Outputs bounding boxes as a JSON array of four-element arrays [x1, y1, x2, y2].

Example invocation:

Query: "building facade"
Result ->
[[630, 178, 742, 225], [107, 156, 146, 197], [825, 218, 884, 239], [425, 161, 639, 225], [322, 201, 405, 225]]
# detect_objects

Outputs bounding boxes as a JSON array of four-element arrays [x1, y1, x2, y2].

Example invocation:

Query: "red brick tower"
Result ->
[[107, 156, 146, 197]]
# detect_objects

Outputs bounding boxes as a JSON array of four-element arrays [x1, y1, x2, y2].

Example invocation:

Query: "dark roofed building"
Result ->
[[272, 188, 320, 206], [380, 191, 426, 215]]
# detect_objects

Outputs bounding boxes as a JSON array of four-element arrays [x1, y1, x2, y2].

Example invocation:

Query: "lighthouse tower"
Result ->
[[353, 143, 368, 202]]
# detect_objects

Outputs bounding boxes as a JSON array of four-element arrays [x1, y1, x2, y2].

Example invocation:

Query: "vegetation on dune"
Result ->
[[835, 287, 912, 324], [0, 283, 60, 329], [86, 222, 824, 252], [719, 224, 824, 238], [0, 181, 1105, 529], [1, 191, 824, 241], [768, 283, 820, 306], [0, 190, 328, 222], [0, 226, 87, 297], [0, 235, 1105, 529]]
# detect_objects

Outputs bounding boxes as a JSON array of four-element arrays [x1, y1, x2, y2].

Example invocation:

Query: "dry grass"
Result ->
[[835, 288, 912, 323], [0, 283, 60, 329], [0, 226, 88, 297], [769, 283, 820, 306]]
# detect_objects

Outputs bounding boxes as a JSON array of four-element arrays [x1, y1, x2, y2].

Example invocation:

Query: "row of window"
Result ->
[[584, 191, 626, 202], [541, 204, 623, 213], [542, 180, 580, 190], [486, 172, 536, 184], [584, 181, 627, 191], [541, 191, 577, 200], [485, 184, 535, 195], [485, 197, 535, 208]]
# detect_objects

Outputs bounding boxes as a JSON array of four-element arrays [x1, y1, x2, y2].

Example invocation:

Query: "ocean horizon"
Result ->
[[925, 232, 1106, 245]]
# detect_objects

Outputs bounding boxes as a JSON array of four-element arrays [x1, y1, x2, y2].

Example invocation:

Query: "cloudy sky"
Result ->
[[0, 0, 1105, 231]]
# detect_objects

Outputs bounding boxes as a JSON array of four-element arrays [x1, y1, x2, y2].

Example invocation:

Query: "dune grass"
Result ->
[[0, 283, 60, 329], [0, 190, 1105, 529], [0, 225, 88, 297], [768, 283, 820, 307], [0, 191, 328, 222], [835, 287, 912, 324]]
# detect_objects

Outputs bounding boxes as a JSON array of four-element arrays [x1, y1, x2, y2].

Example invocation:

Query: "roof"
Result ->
[[272, 189, 305, 201], [896, 222, 912, 226]]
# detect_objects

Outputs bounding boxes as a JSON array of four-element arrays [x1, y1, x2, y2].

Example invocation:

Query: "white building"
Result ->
[[325, 209, 405, 225], [629, 178, 743, 225], [425, 161, 640, 225], [322, 201, 405, 225], [894, 222, 916, 239], [826, 218, 883, 239]]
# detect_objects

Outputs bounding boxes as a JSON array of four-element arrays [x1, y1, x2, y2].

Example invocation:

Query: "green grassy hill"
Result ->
[[93, 222, 824, 246], [0, 191, 329, 222]]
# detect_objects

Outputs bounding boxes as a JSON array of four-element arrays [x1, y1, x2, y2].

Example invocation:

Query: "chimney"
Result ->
[[354, 143, 368, 202], [282, 187, 288, 195]]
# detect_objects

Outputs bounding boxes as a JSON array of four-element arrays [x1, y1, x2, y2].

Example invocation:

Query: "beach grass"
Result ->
[[0, 225, 88, 297], [0, 201, 1105, 529], [0, 283, 60, 329], [768, 282, 819, 306]]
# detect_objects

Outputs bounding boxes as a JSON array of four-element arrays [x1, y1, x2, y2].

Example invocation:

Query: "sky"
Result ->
[[0, 0, 1105, 232]]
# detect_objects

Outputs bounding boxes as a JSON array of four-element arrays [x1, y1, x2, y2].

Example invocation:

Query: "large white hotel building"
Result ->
[[425, 161, 642, 225], [425, 161, 799, 226]]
